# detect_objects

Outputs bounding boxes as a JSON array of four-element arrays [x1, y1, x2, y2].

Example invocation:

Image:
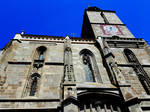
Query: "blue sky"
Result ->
[[0, 0, 149, 48]]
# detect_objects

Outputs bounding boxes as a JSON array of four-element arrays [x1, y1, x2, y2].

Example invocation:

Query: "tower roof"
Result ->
[[86, 6, 101, 11], [85, 6, 115, 13]]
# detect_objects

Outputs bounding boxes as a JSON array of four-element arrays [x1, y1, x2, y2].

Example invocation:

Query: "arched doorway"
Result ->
[[78, 92, 129, 112]]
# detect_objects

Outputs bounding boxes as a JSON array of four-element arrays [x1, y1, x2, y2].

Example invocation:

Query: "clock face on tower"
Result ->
[[104, 26, 118, 33], [100, 25, 123, 35]]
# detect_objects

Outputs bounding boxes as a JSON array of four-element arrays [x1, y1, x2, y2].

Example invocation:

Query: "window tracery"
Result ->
[[82, 53, 95, 82], [124, 49, 150, 94], [80, 49, 102, 83]]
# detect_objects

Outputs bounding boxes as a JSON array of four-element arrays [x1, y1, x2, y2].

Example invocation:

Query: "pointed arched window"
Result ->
[[124, 49, 136, 63], [29, 73, 41, 96], [124, 49, 150, 94], [36, 46, 47, 60], [33, 46, 47, 69], [82, 53, 95, 82], [80, 49, 101, 83]]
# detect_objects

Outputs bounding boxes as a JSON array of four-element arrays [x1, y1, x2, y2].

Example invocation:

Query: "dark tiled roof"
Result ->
[[22, 34, 94, 41], [86, 6, 115, 13], [23, 34, 65, 38]]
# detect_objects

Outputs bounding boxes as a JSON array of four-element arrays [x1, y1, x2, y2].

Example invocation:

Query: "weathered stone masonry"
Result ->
[[0, 6, 150, 112]]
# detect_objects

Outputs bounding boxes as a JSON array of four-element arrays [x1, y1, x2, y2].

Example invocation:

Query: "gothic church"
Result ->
[[0, 6, 150, 112]]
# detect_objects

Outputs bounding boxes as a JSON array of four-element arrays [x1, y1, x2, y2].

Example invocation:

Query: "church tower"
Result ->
[[0, 6, 149, 112], [81, 6, 150, 112]]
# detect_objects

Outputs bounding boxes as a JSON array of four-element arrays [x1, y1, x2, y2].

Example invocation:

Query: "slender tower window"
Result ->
[[37, 46, 47, 60], [39, 51, 44, 60], [29, 73, 41, 96], [33, 46, 47, 69]]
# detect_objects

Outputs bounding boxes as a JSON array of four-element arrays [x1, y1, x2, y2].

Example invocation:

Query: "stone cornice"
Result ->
[[19, 34, 95, 43]]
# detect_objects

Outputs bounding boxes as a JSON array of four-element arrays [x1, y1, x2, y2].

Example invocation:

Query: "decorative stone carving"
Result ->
[[64, 36, 75, 82], [0, 76, 6, 86]]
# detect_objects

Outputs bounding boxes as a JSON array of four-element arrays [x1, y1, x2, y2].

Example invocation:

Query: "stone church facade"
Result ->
[[0, 6, 150, 112]]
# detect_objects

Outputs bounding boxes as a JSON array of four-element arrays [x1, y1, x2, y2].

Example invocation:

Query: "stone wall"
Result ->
[[9, 42, 34, 62], [71, 43, 110, 84], [0, 39, 65, 109], [87, 11, 105, 23], [39, 65, 63, 99], [119, 66, 146, 96], [0, 65, 29, 98], [103, 12, 123, 24], [111, 48, 150, 65], [110, 47, 150, 97], [45, 43, 64, 63], [87, 11, 123, 24]]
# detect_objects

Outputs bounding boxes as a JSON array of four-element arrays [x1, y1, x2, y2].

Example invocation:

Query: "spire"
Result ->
[[21, 30, 25, 35], [86, 6, 101, 11], [65, 35, 70, 40]]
